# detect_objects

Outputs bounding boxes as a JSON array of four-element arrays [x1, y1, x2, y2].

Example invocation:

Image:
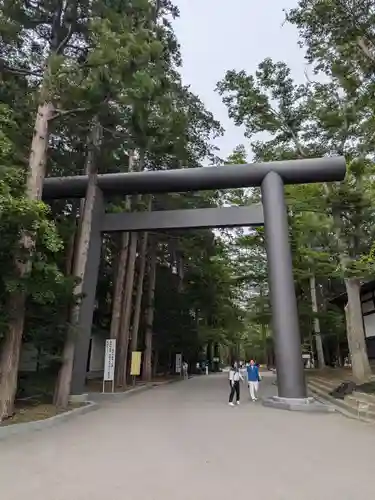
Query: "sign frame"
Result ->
[[103, 338, 116, 393]]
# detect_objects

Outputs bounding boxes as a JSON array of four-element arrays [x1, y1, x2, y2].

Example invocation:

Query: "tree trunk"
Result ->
[[27, 101, 55, 199], [259, 286, 268, 365], [65, 217, 78, 275], [309, 275, 326, 368], [345, 278, 372, 383], [109, 152, 135, 341], [0, 97, 54, 420], [152, 350, 159, 378], [53, 118, 102, 409], [116, 232, 138, 387], [115, 151, 145, 386], [110, 234, 130, 338], [131, 230, 149, 352], [0, 293, 27, 420], [142, 239, 157, 382], [331, 206, 371, 381], [0, 2, 79, 417], [130, 194, 152, 351]]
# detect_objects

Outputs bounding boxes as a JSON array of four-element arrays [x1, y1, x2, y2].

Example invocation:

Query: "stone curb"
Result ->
[[0, 401, 99, 441], [87, 377, 184, 403]]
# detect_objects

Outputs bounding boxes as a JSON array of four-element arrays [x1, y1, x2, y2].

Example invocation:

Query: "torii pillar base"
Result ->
[[262, 395, 335, 413]]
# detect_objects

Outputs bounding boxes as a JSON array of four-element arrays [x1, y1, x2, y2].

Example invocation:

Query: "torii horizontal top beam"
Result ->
[[42, 156, 346, 200]]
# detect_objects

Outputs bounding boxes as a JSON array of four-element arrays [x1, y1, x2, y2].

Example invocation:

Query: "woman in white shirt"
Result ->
[[228, 364, 244, 406]]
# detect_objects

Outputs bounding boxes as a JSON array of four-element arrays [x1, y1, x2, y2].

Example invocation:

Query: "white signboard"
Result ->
[[103, 339, 116, 382], [175, 353, 182, 374]]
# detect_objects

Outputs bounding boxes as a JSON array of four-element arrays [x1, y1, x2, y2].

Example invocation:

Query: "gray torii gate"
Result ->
[[43, 156, 346, 411]]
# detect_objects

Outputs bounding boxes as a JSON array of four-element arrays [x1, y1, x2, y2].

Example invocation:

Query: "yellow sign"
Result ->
[[130, 351, 142, 376]]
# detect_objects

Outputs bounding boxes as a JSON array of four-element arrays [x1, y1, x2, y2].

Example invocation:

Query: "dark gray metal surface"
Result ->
[[261, 171, 307, 399], [101, 205, 264, 232], [42, 156, 346, 199], [71, 187, 104, 396]]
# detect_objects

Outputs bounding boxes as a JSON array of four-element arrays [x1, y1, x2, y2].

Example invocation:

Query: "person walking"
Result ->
[[228, 364, 243, 406], [246, 359, 261, 401]]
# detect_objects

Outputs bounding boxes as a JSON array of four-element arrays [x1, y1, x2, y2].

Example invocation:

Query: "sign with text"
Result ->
[[175, 353, 182, 374], [130, 351, 142, 376], [103, 339, 116, 381]]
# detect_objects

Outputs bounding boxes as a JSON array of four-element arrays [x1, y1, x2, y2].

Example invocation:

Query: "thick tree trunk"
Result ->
[[345, 278, 372, 383], [27, 101, 55, 199], [115, 151, 145, 386], [0, 293, 26, 420], [152, 350, 159, 378], [54, 118, 102, 409], [331, 207, 371, 381], [0, 2, 78, 418], [65, 217, 78, 275], [116, 232, 138, 387], [109, 152, 135, 341], [110, 234, 130, 339], [309, 275, 326, 368], [142, 239, 157, 382], [0, 98, 54, 421], [131, 230, 149, 352], [130, 194, 151, 351]]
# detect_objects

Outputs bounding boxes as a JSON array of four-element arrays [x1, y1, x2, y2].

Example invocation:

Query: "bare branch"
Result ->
[[56, 24, 73, 55], [0, 61, 42, 78], [303, 67, 314, 85], [357, 36, 375, 62], [49, 107, 90, 121]]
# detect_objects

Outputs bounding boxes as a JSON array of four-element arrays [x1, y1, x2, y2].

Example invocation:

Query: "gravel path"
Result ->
[[0, 373, 373, 499]]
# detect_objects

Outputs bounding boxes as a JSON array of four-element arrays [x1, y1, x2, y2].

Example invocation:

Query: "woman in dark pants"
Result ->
[[228, 364, 244, 406]]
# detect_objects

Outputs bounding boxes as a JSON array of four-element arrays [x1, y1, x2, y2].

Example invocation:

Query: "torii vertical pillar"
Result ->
[[70, 187, 104, 398], [261, 172, 323, 410]]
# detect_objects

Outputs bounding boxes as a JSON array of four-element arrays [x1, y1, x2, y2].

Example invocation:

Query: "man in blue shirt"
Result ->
[[246, 359, 260, 401]]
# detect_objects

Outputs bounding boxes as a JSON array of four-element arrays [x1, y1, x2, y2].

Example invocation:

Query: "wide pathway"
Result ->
[[0, 373, 374, 499]]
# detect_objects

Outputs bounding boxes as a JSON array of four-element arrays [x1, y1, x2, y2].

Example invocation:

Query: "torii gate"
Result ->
[[43, 156, 346, 411]]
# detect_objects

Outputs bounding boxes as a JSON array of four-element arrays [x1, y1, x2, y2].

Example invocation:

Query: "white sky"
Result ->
[[173, 0, 307, 160]]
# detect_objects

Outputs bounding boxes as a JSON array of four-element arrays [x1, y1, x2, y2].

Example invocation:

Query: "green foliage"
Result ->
[[0, 167, 74, 345], [217, 43, 375, 360]]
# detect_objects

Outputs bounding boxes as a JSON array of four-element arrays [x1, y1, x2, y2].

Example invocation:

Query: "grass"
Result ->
[[354, 381, 375, 394], [306, 367, 375, 395], [0, 399, 85, 426], [305, 367, 354, 380]]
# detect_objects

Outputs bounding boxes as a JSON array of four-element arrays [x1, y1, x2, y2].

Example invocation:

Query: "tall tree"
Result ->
[[217, 58, 375, 380]]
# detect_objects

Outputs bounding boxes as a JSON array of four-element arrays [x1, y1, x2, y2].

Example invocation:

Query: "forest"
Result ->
[[1, 0, 375, 422]]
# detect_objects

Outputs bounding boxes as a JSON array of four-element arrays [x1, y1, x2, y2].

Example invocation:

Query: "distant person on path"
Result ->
[[182, 361, 188, 379], [228, 364, 243, 406], [247, 359, 261, 401]]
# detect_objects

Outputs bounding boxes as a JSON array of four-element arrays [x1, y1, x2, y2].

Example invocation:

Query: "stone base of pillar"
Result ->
[[262, 395, 335, 413]]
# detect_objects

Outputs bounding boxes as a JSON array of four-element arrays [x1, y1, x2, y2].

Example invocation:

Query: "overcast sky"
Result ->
[[173, 0, 306, 161]]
